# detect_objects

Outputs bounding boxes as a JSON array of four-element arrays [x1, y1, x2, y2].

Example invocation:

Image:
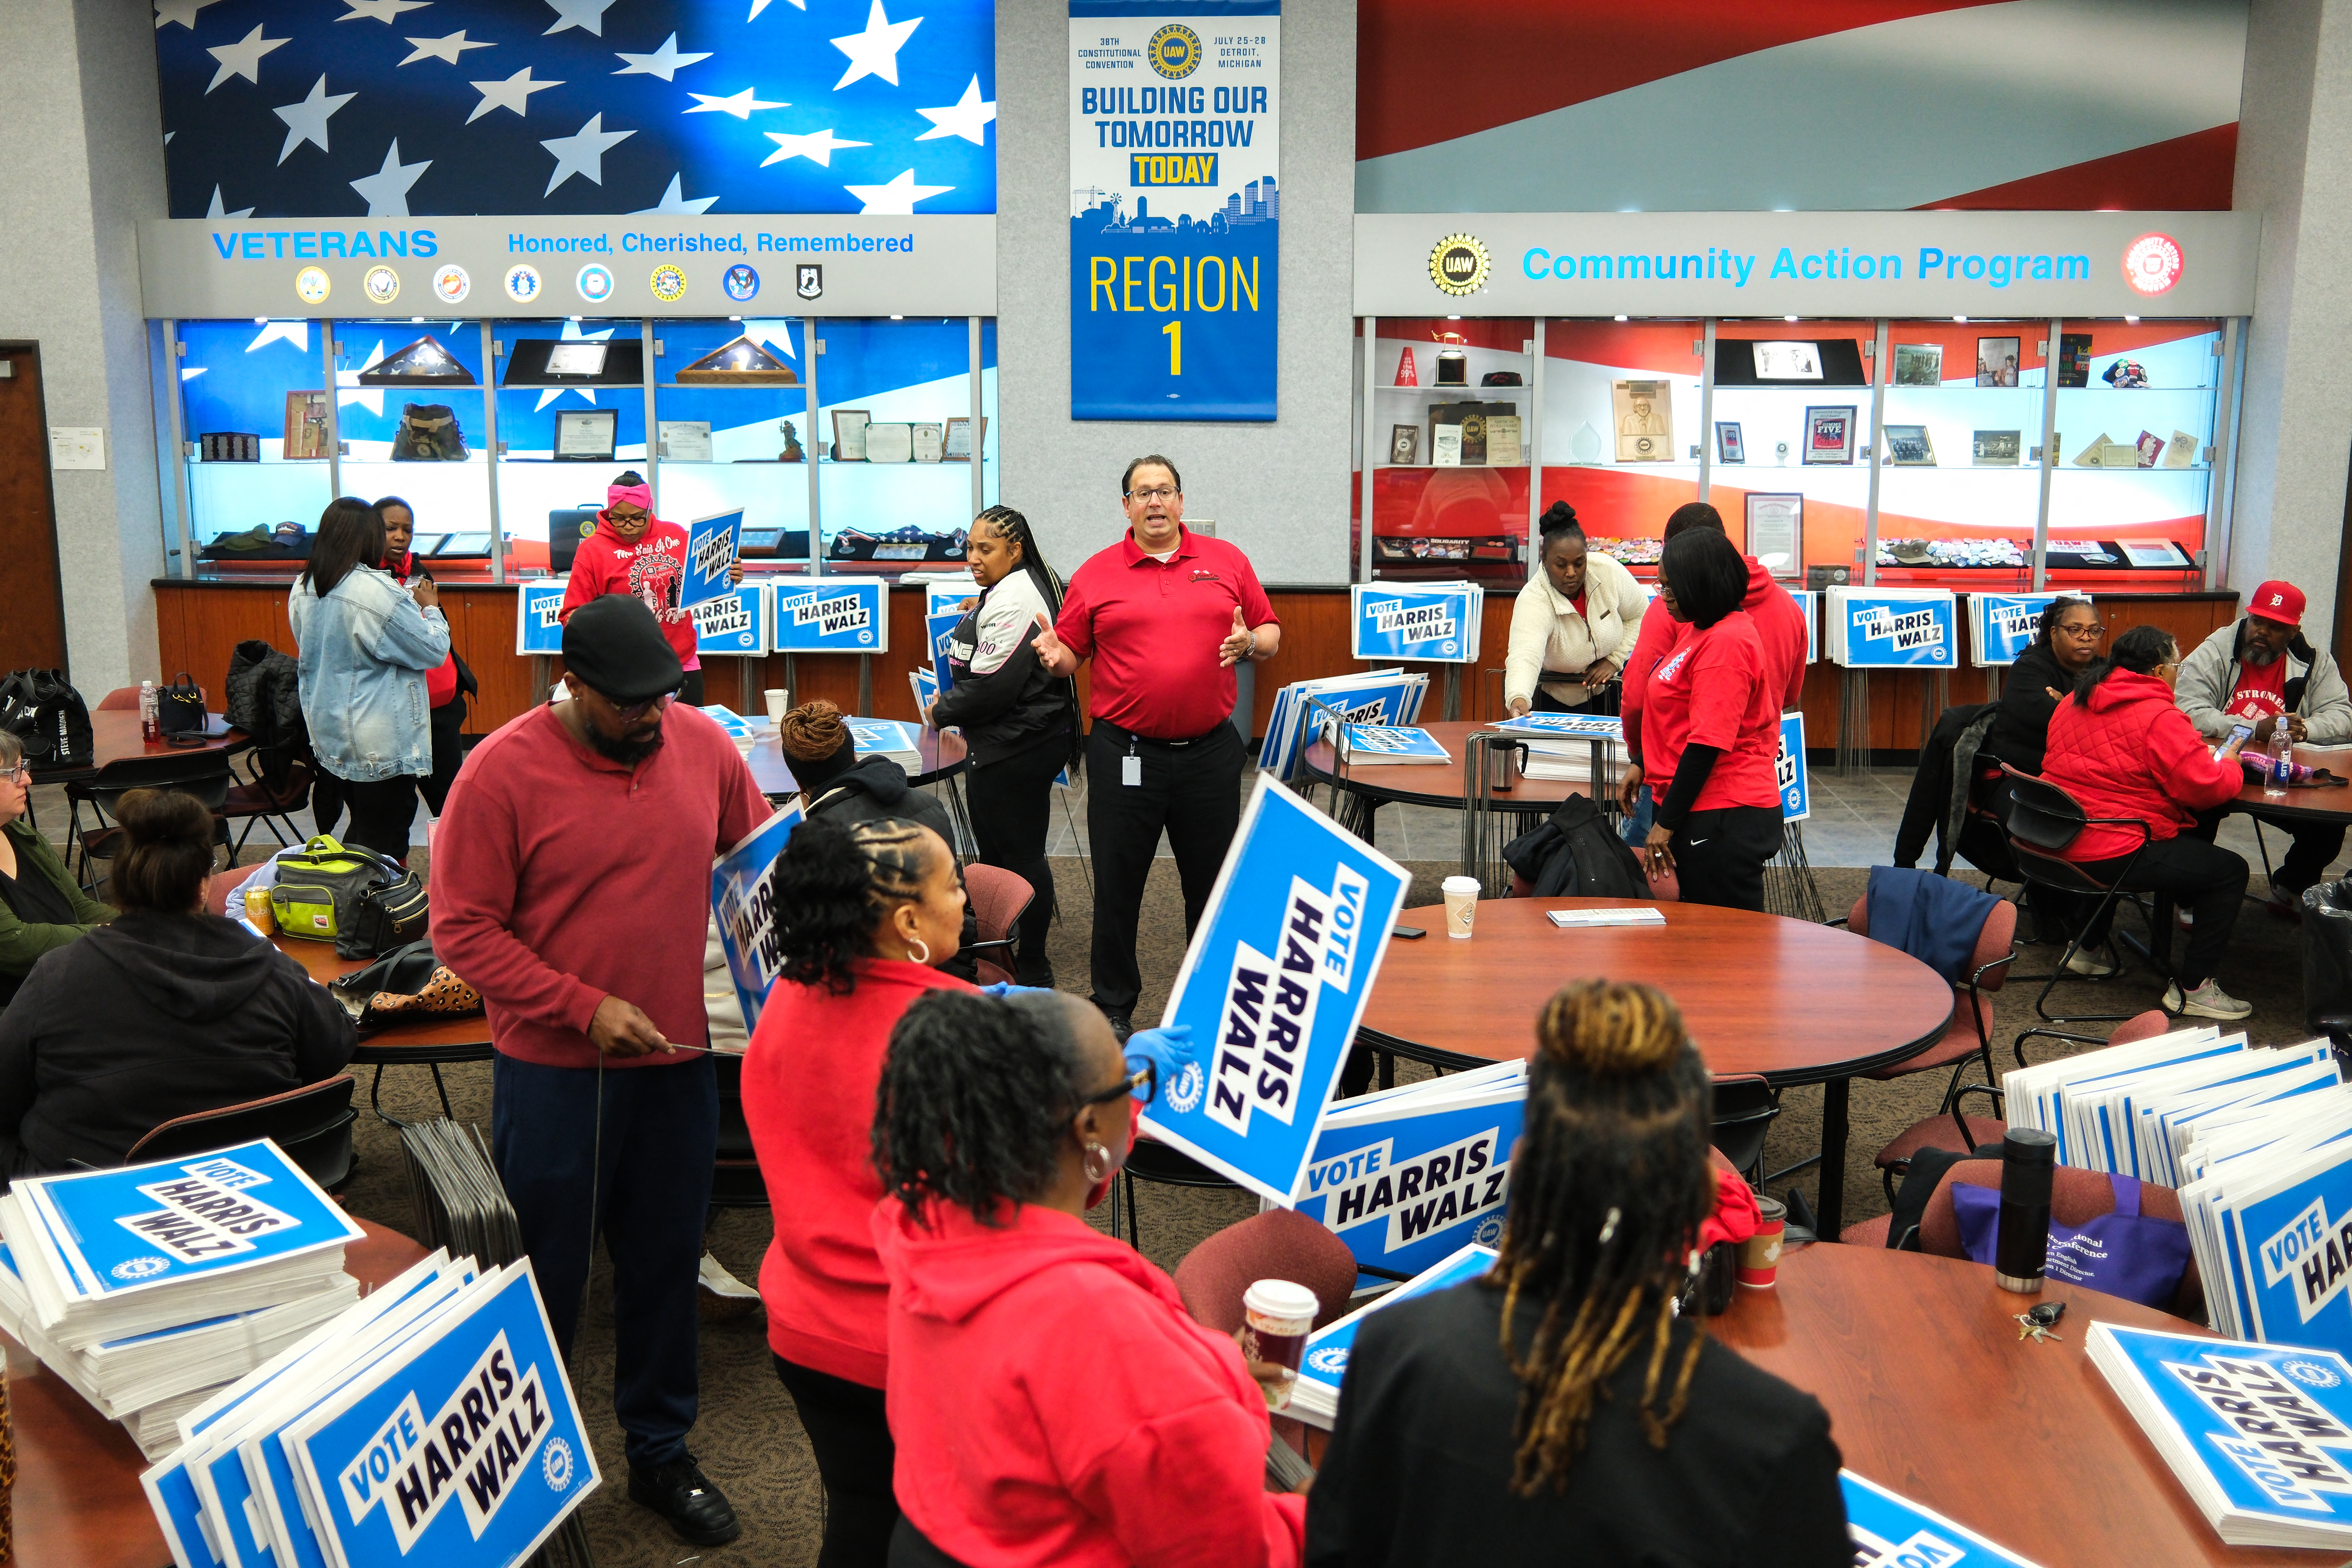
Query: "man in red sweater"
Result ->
[[432, 594, 772, 1549]]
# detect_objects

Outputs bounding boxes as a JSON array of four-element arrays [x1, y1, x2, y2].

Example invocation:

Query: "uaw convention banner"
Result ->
[[1070, 0, 1279, 421], [712, 802, 806, 1033], [1140, 776, 1409, 1204]]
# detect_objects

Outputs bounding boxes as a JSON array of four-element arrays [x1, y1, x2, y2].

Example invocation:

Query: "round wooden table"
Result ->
[[742, 724, 969, 795], [1717, 1242, 2322, 1566], [1358, 898, 1955, 1236], [1295, 719, 1601, 847], [2230, 743, 2352, 826], [85, 709, 245, 768], [273, 935, 492, 1122]]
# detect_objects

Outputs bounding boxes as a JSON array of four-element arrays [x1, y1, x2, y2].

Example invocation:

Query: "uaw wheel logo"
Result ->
[[1474, 1215, 1504, 1246], [542, 1436, 577, 1492], [111, 1255, 171, 1281], [1429, 233, 1490, 297], [1148, 23, 1202, 79], [1162, 1061, 1205, 1115], [2123, 233, 2183, 296], [2284, 1359, 2343, 1389], [1305, 1346, 1349, 1377]]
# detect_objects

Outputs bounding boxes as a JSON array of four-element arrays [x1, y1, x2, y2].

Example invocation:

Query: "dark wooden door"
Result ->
[[0, 345, 66, 676]]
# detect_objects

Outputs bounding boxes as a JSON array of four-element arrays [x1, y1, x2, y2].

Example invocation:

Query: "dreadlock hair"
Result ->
[[1488, 979, 1714, 1496], [873, 989, 1089, 1226], [768, 813, 936, 995], [971, 504, 1065, 618]]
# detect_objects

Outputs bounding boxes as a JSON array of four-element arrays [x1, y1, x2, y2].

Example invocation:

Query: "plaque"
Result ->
[[1890, 344, 1943, 387], [1458, 411, 1488, 465], [282, 391, 331, 461], [911, 422, 946, 463], [1389, 423, 1419, 464], [1744, 493, 1802, 578], [1974, 336, 2021, 387], [1612, 379, 1672, 463], [1485, 414, 1523, 466], [676, 334, 799, 385], [831, 408, 870, 461], [944, 415, 987, 460], [544, 342, 609, 378], [1802, 407, 1855, 465], [1882, 424, 1935, 465], [554, 408, 618, 461], [1714, 421, 1745, 463], [1971, 429, 2021, 466]]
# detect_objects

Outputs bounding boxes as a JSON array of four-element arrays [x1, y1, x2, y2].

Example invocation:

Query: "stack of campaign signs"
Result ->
[[1841, 1472, 2044, 1566], [1825, 586, 1959, 669], [773, 578, 891, 654], [690, 580, 767, 658], [142, 1249, 599, 1568], [0, 1139, 366, 1458], [1348, 582, 1482, 664], [1968, 592, 2072, 668], [2091, 1323, 2352, 1550], [1260, 671, 1430, 782], [1336, 724, 1450, 766], [398, 1119, 523, 1272], [847, 717, 924, 772], [712, 803, 805, 1033], [1288, 1244, 1496, 1428], [1495, 711, 1622, 782]]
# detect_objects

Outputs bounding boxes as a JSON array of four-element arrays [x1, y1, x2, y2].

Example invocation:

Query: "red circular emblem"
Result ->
[[2123, 233, 2183, 296]]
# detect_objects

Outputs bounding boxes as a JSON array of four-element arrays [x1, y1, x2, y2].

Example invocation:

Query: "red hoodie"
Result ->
[[875, 1198, 1307, 1568], [742, 958, 975, 1386], [559, 511, 700, 670], [1622, 557, 1804, 765], [2042, 668, 2243, 860]]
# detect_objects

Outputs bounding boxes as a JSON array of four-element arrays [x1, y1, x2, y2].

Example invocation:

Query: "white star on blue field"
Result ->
[[156, 0, 994, 217]]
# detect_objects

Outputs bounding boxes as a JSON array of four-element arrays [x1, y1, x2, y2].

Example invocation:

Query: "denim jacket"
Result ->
[[289, 565, 450, 782]]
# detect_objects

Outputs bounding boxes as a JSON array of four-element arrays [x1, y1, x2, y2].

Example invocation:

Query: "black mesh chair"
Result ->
[[73, 752, 234, 895], [2000, 763, 2159, 1054], [124, 1074, 358, 1190], [1709, 1073, 1782, 1188]]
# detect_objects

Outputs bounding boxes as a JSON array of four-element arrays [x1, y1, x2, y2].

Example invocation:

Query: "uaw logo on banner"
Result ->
[[2260, 1196, 2352, 1326], [773, 580, 886, 652], [515, 582, 567, 655]]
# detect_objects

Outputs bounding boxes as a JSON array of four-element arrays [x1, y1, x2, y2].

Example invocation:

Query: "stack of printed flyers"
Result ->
[[0, 1139, 365, 1458], [1495, 711, 1623, 782], [1335, 724, 1450, 766], [1259, 670, 1429, 781], [847, 717, 924, 772], [141, 1247, 598, 1568]]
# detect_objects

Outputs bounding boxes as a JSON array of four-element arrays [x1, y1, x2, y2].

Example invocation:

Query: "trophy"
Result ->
[[779, 420, 805, 462]]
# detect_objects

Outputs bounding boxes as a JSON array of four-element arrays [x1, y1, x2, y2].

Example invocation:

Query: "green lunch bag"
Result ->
[[270, 835, 429, 958]]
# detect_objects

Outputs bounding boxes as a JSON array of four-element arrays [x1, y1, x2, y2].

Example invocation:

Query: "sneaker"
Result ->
[[697, 1251, 761, 1324], [2177, 906, 2196, 931], [2064, 944, 2120, 978], [2268, 887, 2306, 922], [2165, 979, 2253, 1021], [630, 1452, 741, 1546]]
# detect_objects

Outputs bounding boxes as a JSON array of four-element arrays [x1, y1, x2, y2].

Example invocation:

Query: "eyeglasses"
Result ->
[[595, 687, 679, 722], [1083, 1062, 1154, 1108], [2059, 622, 2108, 638], [2, 764, 27, 785], [607, 509, 649, 524], [1124, 486, 1178, 503]]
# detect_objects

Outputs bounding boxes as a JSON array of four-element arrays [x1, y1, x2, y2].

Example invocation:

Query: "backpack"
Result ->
[[0, 669, 93, 771], [270, 835, 430, 958], [1500, 794, 1647, 899], [392, 403, 468, 461]]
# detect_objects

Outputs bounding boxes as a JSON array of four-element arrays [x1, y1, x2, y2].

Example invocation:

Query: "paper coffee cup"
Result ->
[[1739, 1196, 1788, 1288], [1441, 875, 1480, 939], [764, 688, 789, 727], [1241, 1278, 1318, 1411]]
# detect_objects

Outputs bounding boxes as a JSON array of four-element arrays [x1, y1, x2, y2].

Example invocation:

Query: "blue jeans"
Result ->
[[492, 1051, 717, 1468], [1620, 789, 1655, 846]]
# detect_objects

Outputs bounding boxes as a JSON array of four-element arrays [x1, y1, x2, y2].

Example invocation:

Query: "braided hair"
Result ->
[[971, 505, 1064, 618], [769, 813, 936, 995], [873, 989, 1088, 1225], [1489, 979, 1714, 1495]]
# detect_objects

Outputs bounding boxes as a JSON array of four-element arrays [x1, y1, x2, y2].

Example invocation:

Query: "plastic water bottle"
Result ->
[[138, 680, 159, 743], [2267, 722, 2294, 799]]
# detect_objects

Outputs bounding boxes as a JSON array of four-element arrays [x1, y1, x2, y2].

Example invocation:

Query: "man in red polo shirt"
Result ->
[[1032, 455, 1280, 1038]]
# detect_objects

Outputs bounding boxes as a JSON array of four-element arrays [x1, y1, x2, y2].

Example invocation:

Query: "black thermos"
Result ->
[[1994, 1127, 2058, 1293]]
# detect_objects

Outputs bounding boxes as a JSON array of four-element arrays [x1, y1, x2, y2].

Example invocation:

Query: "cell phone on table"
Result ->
[[2218, 722, 2254, 760], [1392, 925, 1427, 940]]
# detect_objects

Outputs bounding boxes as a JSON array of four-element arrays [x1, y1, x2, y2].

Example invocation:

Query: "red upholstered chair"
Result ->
[[1916, 1158, 2204, 1323], [1174, 1209, 1363, 1459], [1855, 891, 2017, 1199], [95, 687, 144, 711], [959, 863, 1033, 989]]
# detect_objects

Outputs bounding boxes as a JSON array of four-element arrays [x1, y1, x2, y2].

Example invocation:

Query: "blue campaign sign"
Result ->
[[1295, 1244, 1496, 1406], [1842, 1472, 2043, 1566], [680, 510, 744, 607], [1794, 590, 1820, 664], [712, 802, 805, 1033], [1139, 776, 1410, 1204], [1970, 593, 2065, 666], [1349, 583, 1482, 663], [2230, 1148, 2352, 1354], [691, 583, 766, 657], [1832, 591, 1958, 668], [772, 578, 889, 653], [1776, 710, 1810, 823], [927, 604, 963, 693], [515, 581, 568, 655], [1293, 1084, 1525, 1277], [289, 1263, 599, 1568]]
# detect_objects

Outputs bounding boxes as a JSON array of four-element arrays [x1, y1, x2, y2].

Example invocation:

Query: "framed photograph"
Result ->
[[282, 391, 331, 461], [1882, 424, 1936, 465], [1714, 421, 1745, 463], [1744, 493, 1802, 579], [1975, 336, 2021, 387], [1971, 429, 2022, 466], [552, 408, 617, 462], [1751, 341, 1823, 380], [1611, 378, 1672, 462], [1389, 424, 1418, 464], [1891, 344, 1944, 387], [1802, 406, 1855, 465], [831, 408, 871, 462]]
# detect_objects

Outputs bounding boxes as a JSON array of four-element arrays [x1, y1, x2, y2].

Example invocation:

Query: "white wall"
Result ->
[[0, 1, 170, 697], [2229, 0, 2352, 646], [996, 0, 1358, 586]]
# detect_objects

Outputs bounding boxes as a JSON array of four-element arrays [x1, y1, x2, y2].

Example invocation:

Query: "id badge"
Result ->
[[1122, 753, 1142, 787]]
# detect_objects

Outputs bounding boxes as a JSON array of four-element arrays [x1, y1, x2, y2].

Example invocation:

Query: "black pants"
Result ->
[[338, 774, 420, 863], [2185, 807, 2344, 899], [1085, 719, 1245, 1015], [418, 696, 467, 816], [775, 1356, 898, 1568], [890, 1517, 969, 1568], [964, 734, 1066, 985], [1669, 804, 1783, 912], [2080, 835, 2249, 986]]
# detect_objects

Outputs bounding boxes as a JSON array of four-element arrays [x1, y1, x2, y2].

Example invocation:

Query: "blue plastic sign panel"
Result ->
[[287, 1261, 599, 1568], [772, 578, 889, 654], [1349, 583, 1482, 663], [1294, 1244, 1496, 1410], [1338, 725, 1451, 765], [927, 604, 963, 694], [1138, 776, 1410, 1205], [1828, 588, 1958, 668], [514, 581, 568, 655], [1794, 590, 1819, 664], [1259, 672, 1427, 781], [680, 509, 743, 607], [1842, 1471, 2044, 1566], [908, 666, 938, 716], [1969, 592, 2066, 667], [847, 718, 923, 759], [1068, 2, 1281, 422], [1777, 711, 1810, 823], [711, 802, 804, 1034], [1293, 1079, 1525, 1278], [690, 583, 766, 657], [2228, 1144, 2352, 1355], [1495, 712, 1621, 739]]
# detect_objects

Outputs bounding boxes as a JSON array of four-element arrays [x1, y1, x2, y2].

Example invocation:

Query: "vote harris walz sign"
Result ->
[[1069, 1, 1280, 421]]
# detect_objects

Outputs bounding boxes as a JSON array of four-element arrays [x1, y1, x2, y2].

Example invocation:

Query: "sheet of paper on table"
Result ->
[[1546, 907, 1666, 928]]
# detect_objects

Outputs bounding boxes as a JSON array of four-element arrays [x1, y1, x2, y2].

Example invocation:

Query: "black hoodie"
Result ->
[[0, 912, 356, 1177]]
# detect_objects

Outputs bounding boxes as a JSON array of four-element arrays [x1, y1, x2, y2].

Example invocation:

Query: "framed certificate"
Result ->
[[1390, 423, 1418, 464], [1714, 421, 1744, 463], [1803, 406, 1855, 465], [863, 422, 913, 464], [1745, 494, 1802, 579], [544, 342, 609, 378], [831, 408, 870, 462], [553, 408, 618, 461], [910, 422, 946, 463], [943, 415, 987, 460], [283, 391, 331, 460]]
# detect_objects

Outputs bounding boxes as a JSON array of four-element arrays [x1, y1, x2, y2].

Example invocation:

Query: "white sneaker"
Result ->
[[2064, 944, 2120, 978], [2177, 906, 2195, 931], [2166, 979, 2252, 1020]]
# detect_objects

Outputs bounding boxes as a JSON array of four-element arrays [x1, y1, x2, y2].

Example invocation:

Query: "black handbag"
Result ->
[[338, 857, 431, 960], [0, 669, 92, 769], [327, 937, 481, 1030], [156, 671, 207, 740]]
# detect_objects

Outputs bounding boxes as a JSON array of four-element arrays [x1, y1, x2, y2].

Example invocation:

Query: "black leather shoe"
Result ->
[[1097, 1006, 1133, 1044], [630, 1452, 741, 1546]]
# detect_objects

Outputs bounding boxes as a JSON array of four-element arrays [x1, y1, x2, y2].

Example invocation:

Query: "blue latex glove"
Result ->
[[1124, 1023, 1195, 1089], [978, 982, 1054, 999]]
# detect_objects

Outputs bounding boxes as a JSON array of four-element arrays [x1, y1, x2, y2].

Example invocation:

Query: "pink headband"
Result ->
[[607, 482, 653, 511]]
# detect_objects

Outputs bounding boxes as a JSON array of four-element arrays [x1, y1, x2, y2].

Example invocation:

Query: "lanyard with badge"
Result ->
[[1123, 735, 1141, 787]]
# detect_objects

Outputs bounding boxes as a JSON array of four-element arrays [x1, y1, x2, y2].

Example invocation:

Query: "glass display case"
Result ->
[[1357, 317, 1534, 577], [335, 320, 492, 551], [813, 316, 984, 567], [2043, 318, 2221, 583], [651, 317, 814, 569], [1540, 318, 1704, 577], [1868, 320, 2046, 577], [177, 318, 341, 549]]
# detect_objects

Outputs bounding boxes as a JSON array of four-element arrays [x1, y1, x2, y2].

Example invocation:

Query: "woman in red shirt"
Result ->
[[2039, 625, 2252, 1019], [375, 495, 471, 814], [558, 472, 738, 709], [742, 814, 972, 1566], [873, 988, 1307, 1568], [1633, 528, 1786, 911]]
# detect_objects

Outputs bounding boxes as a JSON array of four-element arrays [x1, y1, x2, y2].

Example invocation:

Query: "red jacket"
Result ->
[[876, 1197, 1307, 1568], [2042, 669, 2243, 860], [1622, 557, 1803, 765], [388, 553, 461, 708], [560, 512, 699, 669], [1642, 611, 1782, 813], [743, 959, 975, 1386]]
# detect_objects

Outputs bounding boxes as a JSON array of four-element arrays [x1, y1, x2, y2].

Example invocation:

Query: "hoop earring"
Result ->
[[1082, 1141, 1114, 1183], [905, 937, 931, 967]]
